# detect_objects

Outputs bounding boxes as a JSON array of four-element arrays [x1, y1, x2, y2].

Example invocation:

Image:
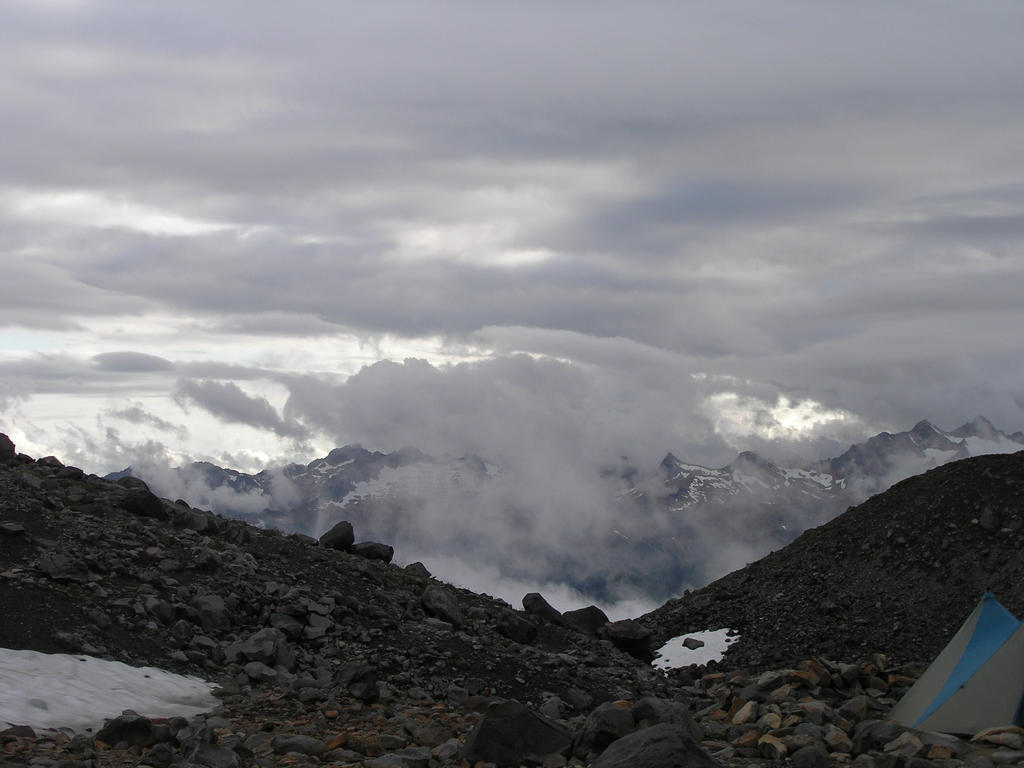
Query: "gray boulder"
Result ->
[[404, 561, 431, 579], [94, 714, 157, 748], [575, 702, 635, 759], [462, 699, 571, 768], [562, 605, 610, 635], [0, 434, 15, 463], [338, 660, 379, 703], [228, 627, 288, 665], [193, 594, 230, 632], [601, 619, 655, 661], [36, 552, 90, 583], [421, 584, 464, 628], [591, 723, 720, 768], [365, 747, 431, 768], [120, 488, 168, 520], [494, 609, 538, 644], [632, 697, 704, 742], [319, 520, 354, 550], [522, 592, 562, 624], [184, 741, 240, 768], [792, 745, 830, 768], [349, 541, 394, 563], [271, 734, 327, 755]]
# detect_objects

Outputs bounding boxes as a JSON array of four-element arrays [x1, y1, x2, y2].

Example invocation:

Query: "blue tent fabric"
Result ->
[[913, 591, 1021, 727]]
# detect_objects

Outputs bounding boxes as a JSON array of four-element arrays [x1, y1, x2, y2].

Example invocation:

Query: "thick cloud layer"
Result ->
[[1, 2, 1024, 604]]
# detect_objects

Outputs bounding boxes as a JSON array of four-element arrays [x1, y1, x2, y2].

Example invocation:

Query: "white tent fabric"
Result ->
[[890, 592, 1024, 735]]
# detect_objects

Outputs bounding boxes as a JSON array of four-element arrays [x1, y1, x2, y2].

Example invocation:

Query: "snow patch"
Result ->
[[0, 648, 218, 733], [782, 468, 833, 488], [962, 435, 1023, 456], [652, 628, 739, 670]]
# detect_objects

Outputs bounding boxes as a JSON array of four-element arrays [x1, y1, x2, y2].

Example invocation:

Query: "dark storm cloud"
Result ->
[[886, 213, 1024, 244], [92, 352, 174, 373], [175, 378, 308, 439], [567, 178, 874, 257], [105, 404, 188, 439]]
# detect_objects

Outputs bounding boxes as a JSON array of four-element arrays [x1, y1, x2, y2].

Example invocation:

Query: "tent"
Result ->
[[889, 591, 1024, 735]]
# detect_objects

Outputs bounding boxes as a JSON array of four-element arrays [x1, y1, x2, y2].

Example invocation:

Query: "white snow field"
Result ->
[[652, 628, 739, 670], [0, 647, 218, 733]]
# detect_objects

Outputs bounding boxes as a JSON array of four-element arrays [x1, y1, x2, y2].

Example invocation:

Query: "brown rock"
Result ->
[[759, 733, 787, 760], [883, 731, 924, 759], [731, 701, 758, 725]]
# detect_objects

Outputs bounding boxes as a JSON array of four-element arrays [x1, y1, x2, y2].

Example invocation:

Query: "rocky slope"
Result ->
[[6, 433, 1024, 768], [643, 450, 1024, 671]]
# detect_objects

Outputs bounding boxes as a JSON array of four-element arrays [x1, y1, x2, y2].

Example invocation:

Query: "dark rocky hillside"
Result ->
[[643, 450, 1024, 670]]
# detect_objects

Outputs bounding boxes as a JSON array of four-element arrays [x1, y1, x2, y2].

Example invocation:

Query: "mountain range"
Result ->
[[113, 416, 1024, 605]]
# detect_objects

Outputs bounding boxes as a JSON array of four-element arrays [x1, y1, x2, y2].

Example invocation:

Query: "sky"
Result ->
[[2, 0, 1024, 481]]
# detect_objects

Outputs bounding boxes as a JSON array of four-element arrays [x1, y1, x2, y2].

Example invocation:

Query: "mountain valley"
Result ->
[[113, 418, 1024, 607]]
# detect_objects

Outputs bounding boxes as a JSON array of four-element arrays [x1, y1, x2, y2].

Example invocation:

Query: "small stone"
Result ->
[[883, 731, 924, 758], [791, 745, 830, 768], [731, 700, 758, 725], [364, 746, 431, 768], [243, 661, 278, 682], [271, 734, 327, 756], [824, 723, 853, 753], [991, 748, 1024, 765], [758, 733, 788, 760]]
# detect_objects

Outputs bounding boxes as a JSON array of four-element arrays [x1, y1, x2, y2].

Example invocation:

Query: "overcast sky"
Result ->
[[2, 0, 1024, 478]]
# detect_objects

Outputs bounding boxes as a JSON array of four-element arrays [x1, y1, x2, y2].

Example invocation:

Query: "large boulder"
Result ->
[[494, 609, 538, 644], [421, 584, 464, 628], [94, 714, 157, 748], [193, 594, 230, 632], [575, 702, 635, 759], [120, 488, 168, 520], [319, 521, 355, 551], [561, 605, 610, 635], [338, 660, 379, 703], [0, 434, 15, 463], [632, 697, 703, 742], [601, 619, 655, 662], [522, 592, 562, 624], [591, 723, 720, 768], [349, 541, 394, 563], [461, 699, 572, 767]]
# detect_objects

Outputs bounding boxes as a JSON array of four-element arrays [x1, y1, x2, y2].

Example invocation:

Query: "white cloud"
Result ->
[[6, 189, 234, 237]]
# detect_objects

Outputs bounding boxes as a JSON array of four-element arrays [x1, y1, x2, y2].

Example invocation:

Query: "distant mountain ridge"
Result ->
[[113, 417, 1023, 604]]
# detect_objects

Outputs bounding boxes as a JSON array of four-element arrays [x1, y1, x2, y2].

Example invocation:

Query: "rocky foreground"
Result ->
[[3, 433, 1024, 768]]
